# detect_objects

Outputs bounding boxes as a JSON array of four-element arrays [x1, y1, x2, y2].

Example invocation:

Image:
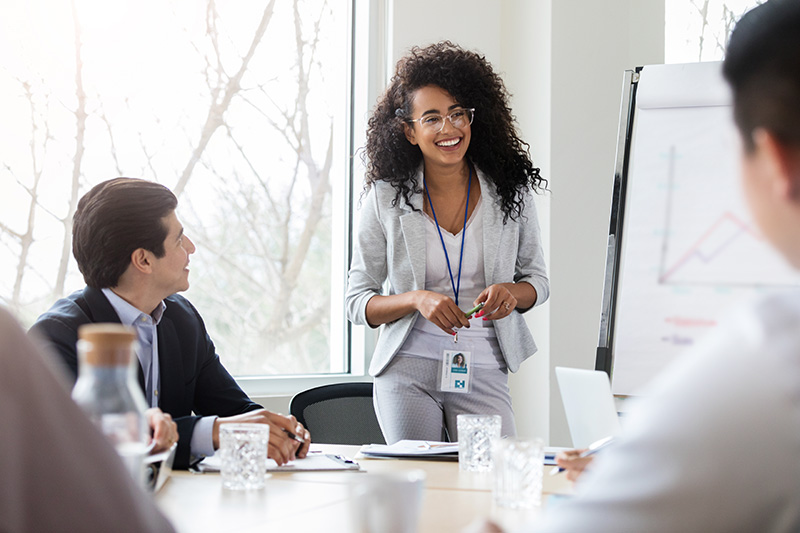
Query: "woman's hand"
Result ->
[[473, 284, 518, 321], [416, 291, 471, 334]]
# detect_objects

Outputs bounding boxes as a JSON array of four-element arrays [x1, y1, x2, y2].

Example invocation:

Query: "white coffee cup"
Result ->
[[349, 470, 426, 533]]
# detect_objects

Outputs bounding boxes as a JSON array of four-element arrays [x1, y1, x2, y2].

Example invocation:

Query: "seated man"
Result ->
[[30, 178, 310, 470], [1, 307, 175, 532], [471, 1, 800, 531]]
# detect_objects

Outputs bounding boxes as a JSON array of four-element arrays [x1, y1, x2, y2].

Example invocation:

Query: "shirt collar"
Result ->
[[101, 288, 166, 326]]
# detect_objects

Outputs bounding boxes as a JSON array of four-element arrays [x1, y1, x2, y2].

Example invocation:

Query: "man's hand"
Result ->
[[555, 448, 594, 482], [145, 408, 178, 453], [213, 409, 311, 465]]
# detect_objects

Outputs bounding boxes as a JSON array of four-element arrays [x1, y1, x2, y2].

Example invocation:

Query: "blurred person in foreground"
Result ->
[[470, 1, 800, 531], [29, 178, 310, 470], [0, 307, 176, 533]]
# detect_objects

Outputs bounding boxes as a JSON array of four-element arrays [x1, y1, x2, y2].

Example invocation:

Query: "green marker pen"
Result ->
[[465, 302, 484, 318]]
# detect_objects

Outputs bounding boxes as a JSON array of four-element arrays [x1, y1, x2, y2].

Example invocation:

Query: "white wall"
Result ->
[[389, 0, 665, 446], [499, 2, 552, 444], [548, 0, 664, 445]]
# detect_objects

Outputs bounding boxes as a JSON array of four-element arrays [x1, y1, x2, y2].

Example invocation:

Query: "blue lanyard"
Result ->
[[423, 167, 472, 306]]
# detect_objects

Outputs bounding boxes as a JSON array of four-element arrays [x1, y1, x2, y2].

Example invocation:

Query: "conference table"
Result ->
[[156, 444, 574, 532]]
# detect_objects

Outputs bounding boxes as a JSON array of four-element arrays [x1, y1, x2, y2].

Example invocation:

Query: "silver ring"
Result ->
[[503, 302, 511, 311]]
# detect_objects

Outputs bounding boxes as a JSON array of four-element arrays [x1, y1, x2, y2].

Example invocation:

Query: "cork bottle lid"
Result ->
[[78, 323, 136, 366]]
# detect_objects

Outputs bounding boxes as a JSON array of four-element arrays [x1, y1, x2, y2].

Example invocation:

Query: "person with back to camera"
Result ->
[[468, 1, 800, 531], [346, 42, 549, 443]]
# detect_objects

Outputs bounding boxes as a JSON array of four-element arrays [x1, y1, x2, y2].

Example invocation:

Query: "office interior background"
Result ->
[[0, 0, 757, 447]]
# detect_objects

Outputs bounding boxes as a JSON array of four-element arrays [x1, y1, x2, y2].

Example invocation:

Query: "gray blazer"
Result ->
[[346, 167, 549, 376]]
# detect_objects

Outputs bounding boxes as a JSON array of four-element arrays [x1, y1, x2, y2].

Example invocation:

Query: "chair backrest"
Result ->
[[289, 382, 386, 445]]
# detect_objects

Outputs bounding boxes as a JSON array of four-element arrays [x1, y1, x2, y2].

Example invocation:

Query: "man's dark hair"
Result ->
[[73, 178, 178, 288], [723, 0, 800, 151]]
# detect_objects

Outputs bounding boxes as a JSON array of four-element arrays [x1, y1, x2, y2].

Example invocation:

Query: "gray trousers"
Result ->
[[373, 355, 517, 444]]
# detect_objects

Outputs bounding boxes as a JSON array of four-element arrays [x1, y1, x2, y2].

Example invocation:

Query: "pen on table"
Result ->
[[549, 436, 615, 476]]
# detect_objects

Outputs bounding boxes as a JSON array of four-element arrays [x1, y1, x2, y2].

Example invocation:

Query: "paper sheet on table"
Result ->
[[199, 451, 361, 472], [360, 440, 459, 458], [360, 440, 568, 465]]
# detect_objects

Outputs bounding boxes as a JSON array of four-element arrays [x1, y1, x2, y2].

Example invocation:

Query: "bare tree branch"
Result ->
[[222, 123, 279, 213], [173, 0, 277, 197], [691, 0, 711, 61], [12, 80, 47, 304], [53, 1, 88, 299], [0, 221, 22, 240], [99, 108, 123, 175]]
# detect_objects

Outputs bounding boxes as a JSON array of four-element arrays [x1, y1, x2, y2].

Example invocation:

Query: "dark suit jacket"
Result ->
[[29, 286, 261, 469]]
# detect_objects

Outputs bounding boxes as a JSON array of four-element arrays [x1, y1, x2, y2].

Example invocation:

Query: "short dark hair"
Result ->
[[73, 178, 178, 288], [723, 0, 800, 151]]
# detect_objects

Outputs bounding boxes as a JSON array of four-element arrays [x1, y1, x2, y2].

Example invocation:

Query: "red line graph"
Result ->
[[659, 211, 764, 283]]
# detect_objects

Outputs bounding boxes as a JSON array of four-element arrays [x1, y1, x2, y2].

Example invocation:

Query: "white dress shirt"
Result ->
[[102, 288, 217, 459], [526, 292, 800, 533]]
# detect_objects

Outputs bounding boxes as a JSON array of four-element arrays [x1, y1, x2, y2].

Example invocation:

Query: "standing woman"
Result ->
[[346, 42, 549, 443]]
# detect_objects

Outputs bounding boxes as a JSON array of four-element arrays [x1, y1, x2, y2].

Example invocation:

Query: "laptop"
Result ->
[[555, 367, 621, 449]]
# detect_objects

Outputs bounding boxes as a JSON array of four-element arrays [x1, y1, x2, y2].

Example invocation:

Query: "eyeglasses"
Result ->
[[406, 108, 475, 133]]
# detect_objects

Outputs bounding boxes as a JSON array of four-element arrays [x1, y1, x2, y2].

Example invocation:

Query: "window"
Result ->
[[0, 0, 365, 380], [665, 0, 763, 63]]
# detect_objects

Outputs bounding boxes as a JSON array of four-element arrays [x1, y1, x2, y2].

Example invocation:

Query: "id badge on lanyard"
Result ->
[[426, 168, 475, 394], [439, 334, 473, 393]]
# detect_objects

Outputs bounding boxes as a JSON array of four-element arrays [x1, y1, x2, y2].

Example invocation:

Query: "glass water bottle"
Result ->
[[71, 323, 149, 486]]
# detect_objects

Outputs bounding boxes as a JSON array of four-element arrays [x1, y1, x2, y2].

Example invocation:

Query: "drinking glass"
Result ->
[[219, 424, 269, 490], [457, 414, 501, 472], [492, 438, 545, 508]]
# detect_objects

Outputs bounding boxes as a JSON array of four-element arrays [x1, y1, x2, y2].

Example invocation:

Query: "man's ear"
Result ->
[[752, 129, 800, 200], [130, 248, 153, 274], [403, 122, 418, 145]]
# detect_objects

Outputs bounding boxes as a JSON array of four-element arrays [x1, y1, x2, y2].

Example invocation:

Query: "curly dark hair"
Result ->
[[363, 41, 546, 221]]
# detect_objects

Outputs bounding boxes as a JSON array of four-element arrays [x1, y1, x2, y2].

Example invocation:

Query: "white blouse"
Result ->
[[399, 195, 505, 368]]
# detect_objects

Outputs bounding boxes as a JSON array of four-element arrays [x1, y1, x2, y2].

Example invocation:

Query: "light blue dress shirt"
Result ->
[[102, 289, 217, 458]]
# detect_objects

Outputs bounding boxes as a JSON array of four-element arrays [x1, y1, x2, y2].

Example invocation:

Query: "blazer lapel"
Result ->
[[479, 169, 504, 285], [84, 286, 147, 394], [400, 171, 427, 290], [156, 313, 183, 411], [400, 211, 426, 289]]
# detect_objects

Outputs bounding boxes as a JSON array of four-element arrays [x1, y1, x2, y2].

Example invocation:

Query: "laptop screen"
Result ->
[[555, 367, 621, 448]]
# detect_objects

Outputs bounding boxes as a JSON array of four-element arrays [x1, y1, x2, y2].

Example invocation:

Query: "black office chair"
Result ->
[[289, 382, 386, 445]]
